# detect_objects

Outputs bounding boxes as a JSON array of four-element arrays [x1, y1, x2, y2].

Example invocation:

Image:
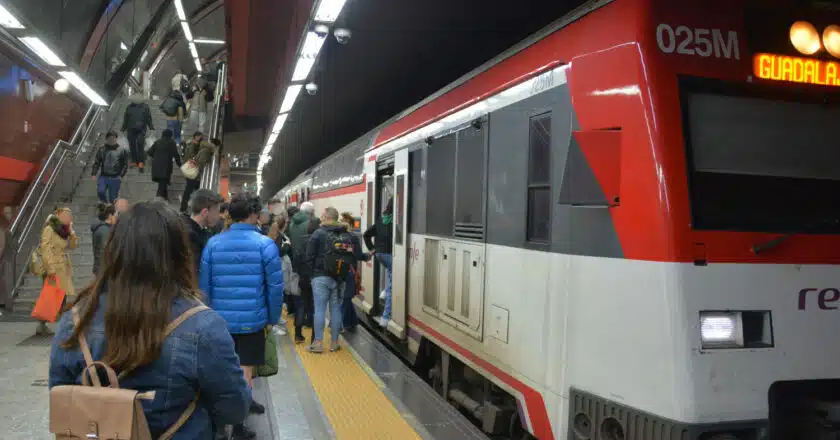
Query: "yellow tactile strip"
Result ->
[[286, 317, 421, 440]]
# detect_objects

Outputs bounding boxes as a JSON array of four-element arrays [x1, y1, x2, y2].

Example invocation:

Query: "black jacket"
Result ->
[[147, 138, 182, 183], [363, 219, 393, 254], [122, 102, 154, 132], [90, 221, 111, 274], [183, 214, 210, 274], [91, 143, 128, 178], [306, 223, 368, 278]]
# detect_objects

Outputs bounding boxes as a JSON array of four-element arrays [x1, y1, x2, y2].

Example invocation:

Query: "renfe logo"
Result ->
[[798, 288, 840, 310]]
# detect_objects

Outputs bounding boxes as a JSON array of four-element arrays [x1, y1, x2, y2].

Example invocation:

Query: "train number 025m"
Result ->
[[656, 24, 740, 60]]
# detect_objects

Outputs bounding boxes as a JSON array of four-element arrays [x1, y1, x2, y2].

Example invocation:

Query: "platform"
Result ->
[[0, 308, 487, 440]]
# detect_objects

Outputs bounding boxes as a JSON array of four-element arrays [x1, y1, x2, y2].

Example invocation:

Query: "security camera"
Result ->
[[305, 82, 318, 95], [334, 28, 352, 44], [313, 24, 330, 38]]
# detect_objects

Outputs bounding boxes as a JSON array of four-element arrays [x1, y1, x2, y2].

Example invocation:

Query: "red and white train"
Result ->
[[273, 0, 840, 438]]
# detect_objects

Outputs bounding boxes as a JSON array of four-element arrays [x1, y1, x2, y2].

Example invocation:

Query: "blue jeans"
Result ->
[[378, 253, 393, 321], [312, 276, 344, 344], [96, 176, 121, 203], [166, 119, 182, 144]]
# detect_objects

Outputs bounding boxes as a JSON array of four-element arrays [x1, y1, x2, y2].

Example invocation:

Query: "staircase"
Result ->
[[12, 98, 208, 313]]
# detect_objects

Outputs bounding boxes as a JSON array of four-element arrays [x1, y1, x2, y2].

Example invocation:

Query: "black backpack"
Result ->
[[160, 97, 179, 117], [180, 76, 190, 94], [323, 230, 356, 279]]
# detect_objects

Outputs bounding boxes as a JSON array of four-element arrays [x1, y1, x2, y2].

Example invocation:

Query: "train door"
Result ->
[[375, 161, 394, 319], [387, 149, 410, 338]]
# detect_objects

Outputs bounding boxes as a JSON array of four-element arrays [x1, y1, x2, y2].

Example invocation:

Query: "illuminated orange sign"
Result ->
[[754, 53, 840, 86]]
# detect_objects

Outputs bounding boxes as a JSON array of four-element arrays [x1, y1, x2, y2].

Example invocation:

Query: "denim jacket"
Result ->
[[48, 295, 251, 439]]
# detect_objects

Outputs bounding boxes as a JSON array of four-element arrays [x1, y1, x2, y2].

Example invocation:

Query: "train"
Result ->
[[271, 0, 840, 438]]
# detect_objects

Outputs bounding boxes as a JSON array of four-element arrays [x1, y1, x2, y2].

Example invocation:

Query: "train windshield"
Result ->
[[682, 80, 840, 233]]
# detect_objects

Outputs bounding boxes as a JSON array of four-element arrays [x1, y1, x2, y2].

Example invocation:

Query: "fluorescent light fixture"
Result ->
[[194, 58, 202, 72], [300, 32, 326, 59], [141, 50, 148, 61], [194, 38, 225, 45], [314, 0, 347, 23], [279, 84, 302, 113], [58, 71, 107, 106], [120, 42, 128, 51], [0, 4, 24, 29], [267, 133, 279, 146], [180, 21, 193, 42], [291, 57, 316, 82], [188, 42, 199, 59], [174, 0, 186, 21], [19, 37, 65, 66], [271, 113, 288, 134]]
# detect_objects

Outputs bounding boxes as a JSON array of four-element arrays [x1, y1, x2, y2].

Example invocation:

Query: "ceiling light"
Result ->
[[180, 21, 193, 42], [120, 42, 128, 51], [188, 42, 199, 59], [314, 0, 347, 23], [0, 4, 24, 29], [267, 133, 279, 146], [174, 0, 186, 21], [300, 31, 326, 59], [141, 50, 148, 61], [291, 57, 316, 82], [194, 38, 225, 45], [194, 58, 202, 72], [280, 84, 302, 113], [19, 37, 65, 66], [271, 113, 288, 134], [58, 71, 107, 106], [54, 78, 70, 93]]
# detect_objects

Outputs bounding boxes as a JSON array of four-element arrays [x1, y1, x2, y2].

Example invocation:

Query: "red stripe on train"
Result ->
[[408, 316, 555, 439], [310, 182, 366, 200]]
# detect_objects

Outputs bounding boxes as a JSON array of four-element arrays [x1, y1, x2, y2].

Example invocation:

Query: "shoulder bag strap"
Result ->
[[157, 304, 210, 440], [72, 306, 102, 387]]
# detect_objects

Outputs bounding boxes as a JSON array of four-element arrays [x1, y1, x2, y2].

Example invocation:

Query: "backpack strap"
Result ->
[[72, 306, 102, 388]]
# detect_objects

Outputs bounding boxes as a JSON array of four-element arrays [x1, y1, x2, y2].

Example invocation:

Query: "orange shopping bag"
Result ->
[[31, 276, 66, 323]]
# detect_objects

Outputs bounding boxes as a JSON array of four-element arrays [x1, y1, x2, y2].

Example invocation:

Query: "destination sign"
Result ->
[[754, 53, 840, 86]]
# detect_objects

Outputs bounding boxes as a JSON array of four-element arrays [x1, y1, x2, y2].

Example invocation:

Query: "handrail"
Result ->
[[201, 62, 227, 192], [9, 104, 95, 235]]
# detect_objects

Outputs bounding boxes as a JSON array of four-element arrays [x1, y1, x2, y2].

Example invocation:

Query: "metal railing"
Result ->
[[200, 62, 227, 192], [1, 97, 126, 307]]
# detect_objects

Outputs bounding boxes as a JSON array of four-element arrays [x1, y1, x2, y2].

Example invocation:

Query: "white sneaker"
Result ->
[[273, 326, 287, 336], [376, 317, 388, 328]]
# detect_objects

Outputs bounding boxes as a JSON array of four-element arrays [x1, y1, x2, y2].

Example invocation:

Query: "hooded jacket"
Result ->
[[90, 221, 111, 275], [305, 222, 368, 279], [91, 142, 128, 178], [122, 100, 154, 132], [148, 138, 182, 182], [363, 214, 394, 255], [287, 211, 312, 268], [199, 223, 284, 334]]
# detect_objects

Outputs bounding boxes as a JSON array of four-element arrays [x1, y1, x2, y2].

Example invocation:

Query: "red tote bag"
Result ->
[[31, 276, 66, 323]]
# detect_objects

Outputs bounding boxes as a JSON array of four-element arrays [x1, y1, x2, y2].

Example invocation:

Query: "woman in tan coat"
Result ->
[[36, 207, 77, 335]]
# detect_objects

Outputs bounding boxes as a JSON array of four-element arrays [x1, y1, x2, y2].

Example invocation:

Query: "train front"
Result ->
[[643, 0, 840, 438]]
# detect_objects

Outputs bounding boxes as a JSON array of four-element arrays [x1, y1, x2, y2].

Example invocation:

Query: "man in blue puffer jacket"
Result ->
[[199, 191, 283, 440]]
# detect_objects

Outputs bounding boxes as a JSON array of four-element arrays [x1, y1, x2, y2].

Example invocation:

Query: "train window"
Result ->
[[395, 175, 405, 245], [366, 182, 374, 228], [454, 126, 486, 236], [426, 133, 457, 237], [527, 113, 552, 243]]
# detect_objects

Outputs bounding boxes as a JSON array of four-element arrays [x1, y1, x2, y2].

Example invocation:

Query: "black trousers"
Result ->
[[126, 129, 146, 164], [180, 177, 200, 212], [295, 278, 314, 341], [156, 180, 169, 200]]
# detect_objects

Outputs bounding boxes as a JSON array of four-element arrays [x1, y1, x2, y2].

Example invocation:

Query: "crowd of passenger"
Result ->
[[34, 183, 393, 438]]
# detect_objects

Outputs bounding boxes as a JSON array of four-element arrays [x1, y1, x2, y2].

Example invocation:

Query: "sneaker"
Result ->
[[231, 424, 256, 440], [307, 341, 324, 353], [273, 326, 287, 336], [330, 344, 341, 353], [294, 335, 305, 344], [249, 399, 265, 414], [376, 317, 388, 328]]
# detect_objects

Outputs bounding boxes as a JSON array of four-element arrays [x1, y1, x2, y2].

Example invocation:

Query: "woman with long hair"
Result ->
[[48, 200, 251, 438], [37, 207, 78, 335]]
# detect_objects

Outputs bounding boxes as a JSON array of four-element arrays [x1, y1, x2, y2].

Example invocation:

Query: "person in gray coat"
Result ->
[[90, 202, 116, 275]]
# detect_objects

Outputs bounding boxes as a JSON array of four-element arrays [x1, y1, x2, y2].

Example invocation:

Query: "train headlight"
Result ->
[[790, 21, 822, 55], [700, 311, 744, 349]]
